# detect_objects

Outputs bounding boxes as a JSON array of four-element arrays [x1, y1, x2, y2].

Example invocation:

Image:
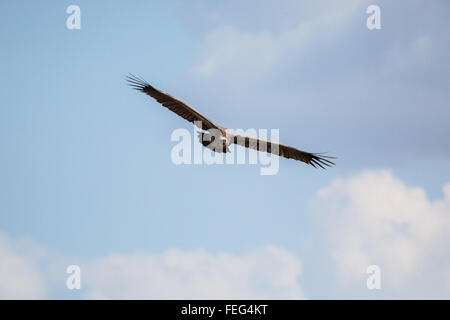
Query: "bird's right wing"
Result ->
[[231, 133, 335, 168], [126, 74, 223, 131]]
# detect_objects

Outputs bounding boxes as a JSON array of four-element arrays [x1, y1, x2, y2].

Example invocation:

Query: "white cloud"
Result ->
[[0, 233, 47, 299], [83, 246, 304, 299], [2, 170, 450, 299], [190, 0, 370, 78], [0, 233, 304, 299], [312, 170, 450, 296]]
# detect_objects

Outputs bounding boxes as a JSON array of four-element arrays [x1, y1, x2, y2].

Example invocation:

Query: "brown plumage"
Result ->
[[126, 74, 221, 132], [126, 74, 335, 169]]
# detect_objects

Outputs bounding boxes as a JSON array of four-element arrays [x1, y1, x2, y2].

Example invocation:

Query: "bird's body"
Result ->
[[197, 131, 231, 153], [126, 74, 335, 169]]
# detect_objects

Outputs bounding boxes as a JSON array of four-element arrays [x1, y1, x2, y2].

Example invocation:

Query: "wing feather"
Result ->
[[126, 74, 222, 131], [232, 134, 335, 168]]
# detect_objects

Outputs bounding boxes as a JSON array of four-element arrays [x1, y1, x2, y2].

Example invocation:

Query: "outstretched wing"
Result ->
[[231, 134, 335, 168], [126, 74, 222, 131]]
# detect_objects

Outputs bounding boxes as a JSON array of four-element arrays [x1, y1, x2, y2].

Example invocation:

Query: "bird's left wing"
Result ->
[[231, 133, 335, 168], [126, 74, 223, 131]]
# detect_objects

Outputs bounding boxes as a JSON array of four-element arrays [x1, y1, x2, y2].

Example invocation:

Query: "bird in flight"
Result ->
[[126, 74, 335, 169]]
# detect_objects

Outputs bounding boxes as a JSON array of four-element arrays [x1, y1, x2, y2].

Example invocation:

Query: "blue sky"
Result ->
[[1, 0, 449, 299]]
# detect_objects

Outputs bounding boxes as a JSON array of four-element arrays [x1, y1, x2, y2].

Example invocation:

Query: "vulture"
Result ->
[[126, 74, 335, 169]]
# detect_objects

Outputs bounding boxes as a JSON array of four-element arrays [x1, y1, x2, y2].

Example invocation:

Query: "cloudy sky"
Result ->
[[1, 0, 449, 299]]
